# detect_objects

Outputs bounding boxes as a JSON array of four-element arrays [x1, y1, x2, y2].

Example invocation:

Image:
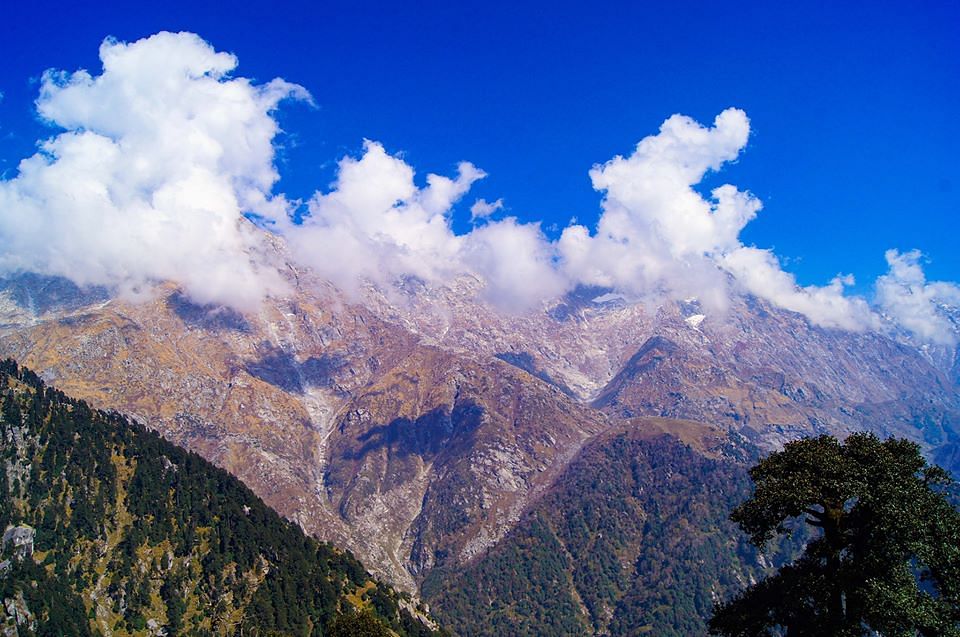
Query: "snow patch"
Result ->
[[592, 292, 626, 304], [685, 314, 706, 329]]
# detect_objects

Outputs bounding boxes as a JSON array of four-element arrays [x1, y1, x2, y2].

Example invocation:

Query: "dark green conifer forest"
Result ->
[[0, 359, 444, 636], [423, 432, 805, 636]]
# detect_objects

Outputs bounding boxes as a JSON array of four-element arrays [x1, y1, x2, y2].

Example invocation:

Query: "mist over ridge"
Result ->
[[0, 31, 956, 345]]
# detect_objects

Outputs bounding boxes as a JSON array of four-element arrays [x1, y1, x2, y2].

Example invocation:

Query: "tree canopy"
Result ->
[[0, 359, 444, 636], [710, 433, 960, 637]]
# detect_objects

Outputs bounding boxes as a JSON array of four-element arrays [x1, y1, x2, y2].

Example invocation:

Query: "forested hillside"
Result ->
[[0, 359, 444, 636], [424, 430, 802, 636]]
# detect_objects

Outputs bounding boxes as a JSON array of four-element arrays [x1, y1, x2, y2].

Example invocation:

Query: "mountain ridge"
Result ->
[[0, 358, 445, 636], [0, 256, 957, 634]]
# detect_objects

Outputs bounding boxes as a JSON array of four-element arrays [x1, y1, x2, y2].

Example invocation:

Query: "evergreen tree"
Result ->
[[327, 609, 393, 637], [710, 433, 960, 636], [0, 359, 444, 636]]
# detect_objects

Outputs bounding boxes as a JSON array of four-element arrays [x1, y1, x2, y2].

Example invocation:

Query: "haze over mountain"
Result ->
[[1, 32, 957, 341], [0, 29, 958, 636]]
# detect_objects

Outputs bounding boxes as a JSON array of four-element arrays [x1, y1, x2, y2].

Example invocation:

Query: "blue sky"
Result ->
[[0, 0, 957, 295]]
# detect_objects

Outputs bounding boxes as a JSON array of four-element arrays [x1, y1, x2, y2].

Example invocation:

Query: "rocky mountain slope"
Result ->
[[381, 278, 960, 458], [0, 270, 608, 595], [0, 359, 443, 636], [423, 422, 789, 636], [0, 237, 957, 634]]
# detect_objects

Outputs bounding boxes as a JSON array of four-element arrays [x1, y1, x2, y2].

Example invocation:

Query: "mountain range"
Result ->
[[0, 229, 957, 634]]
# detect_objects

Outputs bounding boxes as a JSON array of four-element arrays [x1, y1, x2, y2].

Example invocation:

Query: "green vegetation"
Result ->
[[710, 433, 960, 636], [326, 609, 393, 637], [424, 433, 797, 636], [0, 359, 444, 636]]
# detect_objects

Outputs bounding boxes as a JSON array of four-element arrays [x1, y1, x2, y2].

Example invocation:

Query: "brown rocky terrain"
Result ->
[[0, 268, 609, 593], [376, 276, 960, 456], [0, 232, 957, 630]]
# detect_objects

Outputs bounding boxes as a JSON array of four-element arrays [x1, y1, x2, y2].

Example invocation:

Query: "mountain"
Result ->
[[0, 359, 443, 636], [423, 423, 796, 636], [380, 279, 960, 459], [0, 232, 957, 635], [0, 270, 610, 594]]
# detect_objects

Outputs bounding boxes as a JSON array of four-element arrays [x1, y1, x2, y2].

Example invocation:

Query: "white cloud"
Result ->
[[1, 31, 956, 344], [470, 197, 504, 222], [0, 31, 308, 309], [285, 140, 474, 292], [291, 108, 877, 321], [285, 141, 561, 311], [876, 250, 960, 346], [721, 247, 878, 330], [556, 110, 755, 312], [552, 108, 881, 331], [461, 217, 566, 311]]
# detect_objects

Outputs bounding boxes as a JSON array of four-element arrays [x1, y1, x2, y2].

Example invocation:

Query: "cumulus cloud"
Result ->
[[557, 110, 753, 311], [1, 31, 957, 344], [0, 31, 308, 309], [288, 108, 885, 322], [461, 217, 566, 310], [551, 108, 881, 331], [284, 140, 474, 291], [721, 248, 878, 330], [470, 198, 504, 222], [284, 141, 560, 310], [876, 250, 960, 345]]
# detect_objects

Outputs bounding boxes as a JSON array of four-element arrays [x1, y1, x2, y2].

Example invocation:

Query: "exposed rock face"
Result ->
[[422, 421, 772, 636], [374, 277, 959, 460], [0, 242, 957, 602], [586, 301, 960, 453], [0, 272, 607, 591], [1, 591, 35, 636], [1, 527, 34, 560]]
